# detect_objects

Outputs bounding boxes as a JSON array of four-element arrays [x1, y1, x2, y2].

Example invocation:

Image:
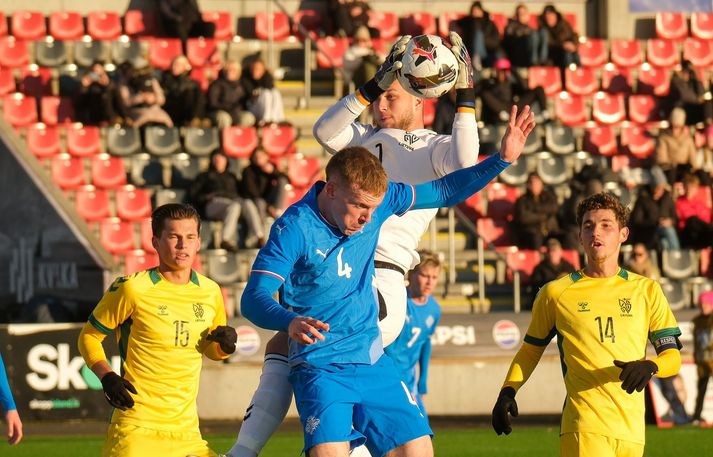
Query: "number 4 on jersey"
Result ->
[[337, 247, 352, 279]]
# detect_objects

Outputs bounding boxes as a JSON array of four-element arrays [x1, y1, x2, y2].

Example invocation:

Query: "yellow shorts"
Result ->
[[102, 423, 218, 457], [560, 432, 644, 457]]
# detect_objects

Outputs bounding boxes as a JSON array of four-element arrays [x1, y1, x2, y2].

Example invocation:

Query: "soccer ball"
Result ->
[[396, 34, 459, 99]]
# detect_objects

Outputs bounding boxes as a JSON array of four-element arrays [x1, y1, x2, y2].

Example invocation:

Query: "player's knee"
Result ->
[[386, 435, 433, 457], [265, 331, 289, 356]]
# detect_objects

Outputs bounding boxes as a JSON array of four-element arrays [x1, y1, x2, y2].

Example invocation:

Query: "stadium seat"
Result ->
[[628, 94, 661, 125], [658, 278, 690, 311], [0, 36, 30, 68], [170, 153, 203, 187], [202, 11, 233, 40], [186, 38, 220, 68], [73, 39, 108, 68], [106, 125, 142, 156], [459, 191, 484, 220], [287, 155, 322, 188], [50, 154, 86, 189], [637, 63, 671, 96], [601, 65, 633, 94], [19, 65, 53, 97], [564, 66, 598, 96], [111, 39, 147, 67], [544, 124, 576, 154], [498, 156, 530, 186], [11, 11, 46, 40], [646, 39, 679, 68], [655, 12, 688, 41], [91, 153, 127, 189], [610, 40, 643, 67], [34, 38, 68, 67], [66, 124, 102, 157], [184, 127, 220, 157], [40, 96, 74, 125], [3, 93, 37, 127], [491, 12, 508, 36], [222, 126, 258, 159], [154, 187, 186, 208], [368, 11, 399, 41], [188, 66, 213, 92], [423, 97, 436, 127], [74, 185, 111, 221], [437, 12, 465, 38], [528, 66, 562, 96], [0, 13, 7, 38], [691, 12, 713, 40], [506, 249, 540, 283], [592, 92, 625, 125], [476, 217, 511, 247], [0, 67, 16, 95], [49, 12, 84, 40], [116, 185, 152, 221], [148, 38, 183, 70], [583, 125, 618, 156], [260, 124, 297, 157], [562, 249, 581, 270], [139, 217, 155, 252], [87, 12, 122, 40], [124, 249, 159, 275], [536, 152, 568, 186], [486, 182, 518, 222], [620, 125, 655, 159], [555, 92, 588, 127], [26, 123, 61, 159], [292, 9, 321, 40], [124, 10, 159, 38], [701, 248, 712, 278], [144, 126, 181, 156], [316, 37, 349, 68], [400, 12, 436, 36], [610, 154, 630, 173], [131, 154, 166, 187], [255, 11, 291, 41], [682, 38, 713, 67], [205, 249, 241, 284], [662, 249, 698, 280], [100, 217, 136, 254], [577, 37, 608, 68]]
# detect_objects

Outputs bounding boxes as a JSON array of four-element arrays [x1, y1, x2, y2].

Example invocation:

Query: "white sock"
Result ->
[[226, 354, 292, 457], [350, 445, 374, 456]]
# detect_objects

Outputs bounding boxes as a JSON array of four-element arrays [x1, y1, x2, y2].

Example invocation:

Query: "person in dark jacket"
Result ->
[[503, 4, 545, 67], [665, 60, 713, 126], [514, 173, 559, 250], [240, 57, 285, 125], [157, 0, 215, 53], [207, 61, 255, 128], [329, 0, 377, 38], [538, 4, 580, 68], [75, 62, 122, 125], [240, 148, 289, 220], [526, 237, 576, 308], [629, 172, 680, 250], [161, 55, 208, 127], [455, 1, 502, 68]]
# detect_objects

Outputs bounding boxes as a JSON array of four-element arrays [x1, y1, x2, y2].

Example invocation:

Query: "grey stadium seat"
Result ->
[[662, 249, 698, 280], [145, 126, 181, 156], [183, 127, 220, 157], [107, 126, 142, 156], [545, 123, 576, 154]]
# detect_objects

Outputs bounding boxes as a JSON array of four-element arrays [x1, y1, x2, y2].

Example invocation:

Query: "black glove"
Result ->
[[614, 359, 658, 394], [101, 372, 137, 410], [492, 386, 518, 435], [207, 325, 237, 354]]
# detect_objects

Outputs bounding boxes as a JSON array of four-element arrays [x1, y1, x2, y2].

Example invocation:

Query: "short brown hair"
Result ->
[[151, 203, 201, 237], [576, 192, 629, 228], [325, 146, 388, 196], [415, 250, 442, 271]]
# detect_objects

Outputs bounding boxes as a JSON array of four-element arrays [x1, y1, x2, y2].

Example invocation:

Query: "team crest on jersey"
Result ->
[[157, 305, 169, 316], [193, 303, 205, 321], [577, 302, 590, 312], [619, 298, 633, 316], [403, 133, 419, 145], [305, 415, 320, 435], [426, 315, 435, 328]]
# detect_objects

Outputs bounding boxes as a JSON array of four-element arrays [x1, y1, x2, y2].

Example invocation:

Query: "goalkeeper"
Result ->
[[491, 193, 682, 457]]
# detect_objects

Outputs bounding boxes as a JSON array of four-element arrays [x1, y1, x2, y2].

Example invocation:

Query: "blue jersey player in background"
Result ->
[[241, 105, 535, 457], [385, 250, 442, 416]]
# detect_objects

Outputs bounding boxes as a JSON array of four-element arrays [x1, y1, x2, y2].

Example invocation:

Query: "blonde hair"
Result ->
[[415, 250, 442, 271], [325, 147, 387, 196]]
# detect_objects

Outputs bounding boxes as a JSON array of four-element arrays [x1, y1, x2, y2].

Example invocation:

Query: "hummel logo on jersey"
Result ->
[[337, 247, 352, 278], [315, 248, 329, 258], [577, 302, 590, 312], [305, 415, 320, 435], [403, 133, 419, 145], [158, 305, 169, 316], [275, 224, 286, 235], [619, 298, 633, 316]]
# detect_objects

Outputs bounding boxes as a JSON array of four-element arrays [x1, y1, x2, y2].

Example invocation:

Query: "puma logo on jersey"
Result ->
[[274, 224, 286, 235], [315, 248, 329, 258]]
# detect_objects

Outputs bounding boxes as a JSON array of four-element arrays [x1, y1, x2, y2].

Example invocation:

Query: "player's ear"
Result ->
[[619, 226, 630, 243], [151, 236, 159, 252]]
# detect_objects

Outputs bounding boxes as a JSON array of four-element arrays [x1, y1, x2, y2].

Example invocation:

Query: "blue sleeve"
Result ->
[[241, 273, 298, 331], [411, 154, 509, 210], [417, 338, 432, 395], [0, 353, 16, 412]]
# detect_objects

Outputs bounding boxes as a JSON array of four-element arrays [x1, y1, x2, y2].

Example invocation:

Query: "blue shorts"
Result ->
[[289, 354, 432, 455]]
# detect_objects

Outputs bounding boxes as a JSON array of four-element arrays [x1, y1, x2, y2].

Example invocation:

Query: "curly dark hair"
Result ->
[[576, 192, 629, 228]]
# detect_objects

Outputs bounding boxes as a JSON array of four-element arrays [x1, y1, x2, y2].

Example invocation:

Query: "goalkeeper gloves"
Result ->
[[491, 386, 519, 435], [207, 325, 238, 354], [448, 31, 474, 89], [101, 372, 137, 410], [614, 359, 659, 394], [375, 35, 411, 91]]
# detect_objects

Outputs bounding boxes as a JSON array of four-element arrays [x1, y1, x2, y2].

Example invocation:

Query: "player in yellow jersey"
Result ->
[[491, 193, 682, 457], [78, 203, 237, 457]]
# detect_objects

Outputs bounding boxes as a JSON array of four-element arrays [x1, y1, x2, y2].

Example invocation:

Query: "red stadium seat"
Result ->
[[287, 155, 322, 188], [11, 11, 46, 40], [91, 153, 127, 189], [486, 182, 518, 222], [222, 126, 258, 159], [0, 67, 16, 95], [628, 94, 661, 125], [18, 65, 52, 97], [459, 192, 484, 220], [139, 218, 155, 252], [491, 13, 507, 36], [283, 184, 308, 208], [87, 12, 122, 40], [562, 250, 581, 270], [655, 12, 688, 41], [564, 66, 598, 96], [683, 38, 713, 67], [40, 96, 75, 125], [124, 249, 159, 275], [50, 154, 86, 189], [100, 218, 136, 254], [528, 66, 562, 96], [592, 92, 625, 124], [26, 123, 61, 159], [202, 11, 233, 40], [255, 11, 291, 41], [368, 11, 399, 41], [0, 13, 7, 37], [400, 12, 436, 37], [691, 12, 713, 40], [646, 39, 679, 68], [578, 37, 608, 68], [186, 38, 219, 68], [260, 124, 297, 157], [75, 185, 111, 221], [293, 9, 322, 40], [189, 67, 213, 92], [423, 97, 436, 127], [0, 36, 30, 68], [610, 154, 630, 173], [637, 64, 671, 96], [583, 125, 618, 157], [124, 10, 159, 38], [506, 249, 540, 283], [116, 185, 152, 221], [66, 124, 102, 157], [555, 92, 588, 127], [601, 65, 633, 93], [437, 12, 465, 38], [476, 217, 511, 247], [316, 37, 349, 68], [621, 125, 655, 159], [49, 12, 84, 40], [610, 40, 643, 67], [3, 93, 37, 127], [148, 38, 183, 70]]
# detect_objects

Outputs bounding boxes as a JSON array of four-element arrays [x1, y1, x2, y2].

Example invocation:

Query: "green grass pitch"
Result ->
[[2, 426, 711, 456]]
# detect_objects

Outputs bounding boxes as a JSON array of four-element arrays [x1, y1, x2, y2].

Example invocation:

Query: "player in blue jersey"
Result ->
[[0, 352, 22, 445], [385, 250, 442, 415], [240, 105, 535, 457]]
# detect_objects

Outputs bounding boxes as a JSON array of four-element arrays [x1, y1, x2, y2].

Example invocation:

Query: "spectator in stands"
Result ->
[[207, 61, 255, 128], [629, 169, 680, 250], [432, 89, 457, 135], [656, 108, 702, 186], [343, 26, 383, 88], [157, 0, 215, 53], [692, 291, 713, 424], [558, 178, 604, 250], [503, 4, 545, 67], [624, 243, 661, 280], [676, 173, 713, 249], [702, 125, 713, 178], [665, 60, 712, 126], [240, 57, 286, 125], [161, 55, 208, 127], [455, 1, 502, 69], [526, 237, 576, 308], [75, 62, 122, 126], [329, 0, 376, 38], [187, 151, 265, 251], [514, 173, 559, 250], [538, 4, 580, 68], [475, 57, 549, 124], [240, 148, 289, 220], [118, 63, 173, 128]]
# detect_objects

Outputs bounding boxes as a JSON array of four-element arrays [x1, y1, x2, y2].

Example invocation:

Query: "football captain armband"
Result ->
[[650, 329, 683, 353], [456, 88, 476, 115]]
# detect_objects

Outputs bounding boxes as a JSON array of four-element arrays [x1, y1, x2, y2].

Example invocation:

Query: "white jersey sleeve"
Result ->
[[312, 93, 376, 154]]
